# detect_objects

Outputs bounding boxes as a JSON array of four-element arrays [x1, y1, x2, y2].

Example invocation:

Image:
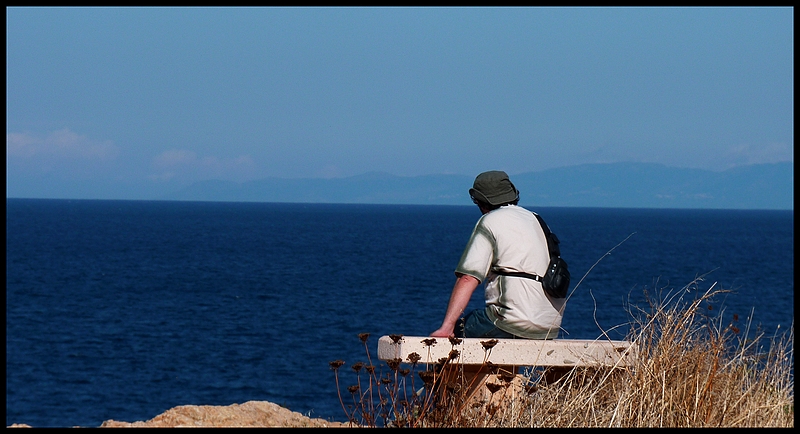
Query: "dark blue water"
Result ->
[[6, 199, 794, 427]]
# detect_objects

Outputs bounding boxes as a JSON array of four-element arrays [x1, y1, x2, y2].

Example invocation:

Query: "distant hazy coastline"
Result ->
[[159, 162, 792, 210]]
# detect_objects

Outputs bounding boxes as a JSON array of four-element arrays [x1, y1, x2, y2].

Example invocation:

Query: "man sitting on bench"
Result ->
[[430, 170, 566, 340]]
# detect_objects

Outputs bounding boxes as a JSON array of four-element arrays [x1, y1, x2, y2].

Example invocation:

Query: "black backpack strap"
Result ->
[[493, 269, 543, 282], [534, 212, 560, 255], [534, 212, 550, 233]]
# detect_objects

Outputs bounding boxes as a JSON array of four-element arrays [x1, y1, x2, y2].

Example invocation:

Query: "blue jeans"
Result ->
[[457, 308, 517, 338]]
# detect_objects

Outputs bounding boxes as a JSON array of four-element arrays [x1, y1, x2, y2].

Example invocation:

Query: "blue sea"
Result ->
[[5, 198, 794, 427]]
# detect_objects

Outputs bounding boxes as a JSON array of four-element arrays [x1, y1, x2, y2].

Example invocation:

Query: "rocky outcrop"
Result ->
[[100, 401, 347, 428], [9, 401, 348, 428]]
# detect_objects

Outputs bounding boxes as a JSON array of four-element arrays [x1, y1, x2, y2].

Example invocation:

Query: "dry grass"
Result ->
[[331, 279, 794, 428]]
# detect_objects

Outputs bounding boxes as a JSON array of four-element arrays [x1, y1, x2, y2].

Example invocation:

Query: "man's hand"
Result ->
[[429, 327, 454, 338]]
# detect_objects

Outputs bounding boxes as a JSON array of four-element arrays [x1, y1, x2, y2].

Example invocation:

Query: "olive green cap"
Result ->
[[469, 170, 519, 206]]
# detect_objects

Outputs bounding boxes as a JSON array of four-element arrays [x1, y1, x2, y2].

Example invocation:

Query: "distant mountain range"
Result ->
[[162, 162, 793, 210]]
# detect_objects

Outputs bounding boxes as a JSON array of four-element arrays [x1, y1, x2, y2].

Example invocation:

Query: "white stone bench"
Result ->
[[377, 335, 638, 368], [377, 335, 638, 404]]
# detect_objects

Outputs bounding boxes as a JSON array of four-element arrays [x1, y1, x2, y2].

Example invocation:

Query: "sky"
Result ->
[[6, 7, 794, 200]]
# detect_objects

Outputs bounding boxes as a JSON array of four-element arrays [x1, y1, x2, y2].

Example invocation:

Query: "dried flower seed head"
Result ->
[[421, 338, 437, 347], [486, 361, 499, 374], [381, 376, 392, 385], [351, 362, 364, 373], [481, 339, 499, 350], [387, 358, 402, 371], [358, 333, 370, 343], [407, 352, 421, 365], [448, 336, 463, 346], [486, 383, 503, 394], [448, 349, 460, 360], [389, 334, 404, 344], [347, 385, 360, 394], [419, 371, 435, 384], [365, 365, 376, 374], [499, 373, 515, 383], [399, 368, 410, 377], [329, 360, 345, 370], [445, 382, 460, 393], [437, 357, 449, 366]]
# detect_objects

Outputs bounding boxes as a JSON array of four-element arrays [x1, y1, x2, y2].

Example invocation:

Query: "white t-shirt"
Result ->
[[455, 205, 565, 339]]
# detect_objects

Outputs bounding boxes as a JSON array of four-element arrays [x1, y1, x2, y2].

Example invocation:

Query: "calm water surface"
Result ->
[[6, 199, 794, 427]]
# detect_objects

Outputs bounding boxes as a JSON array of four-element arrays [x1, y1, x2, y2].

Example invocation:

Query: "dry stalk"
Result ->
[[332, 277, 793, 427]]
